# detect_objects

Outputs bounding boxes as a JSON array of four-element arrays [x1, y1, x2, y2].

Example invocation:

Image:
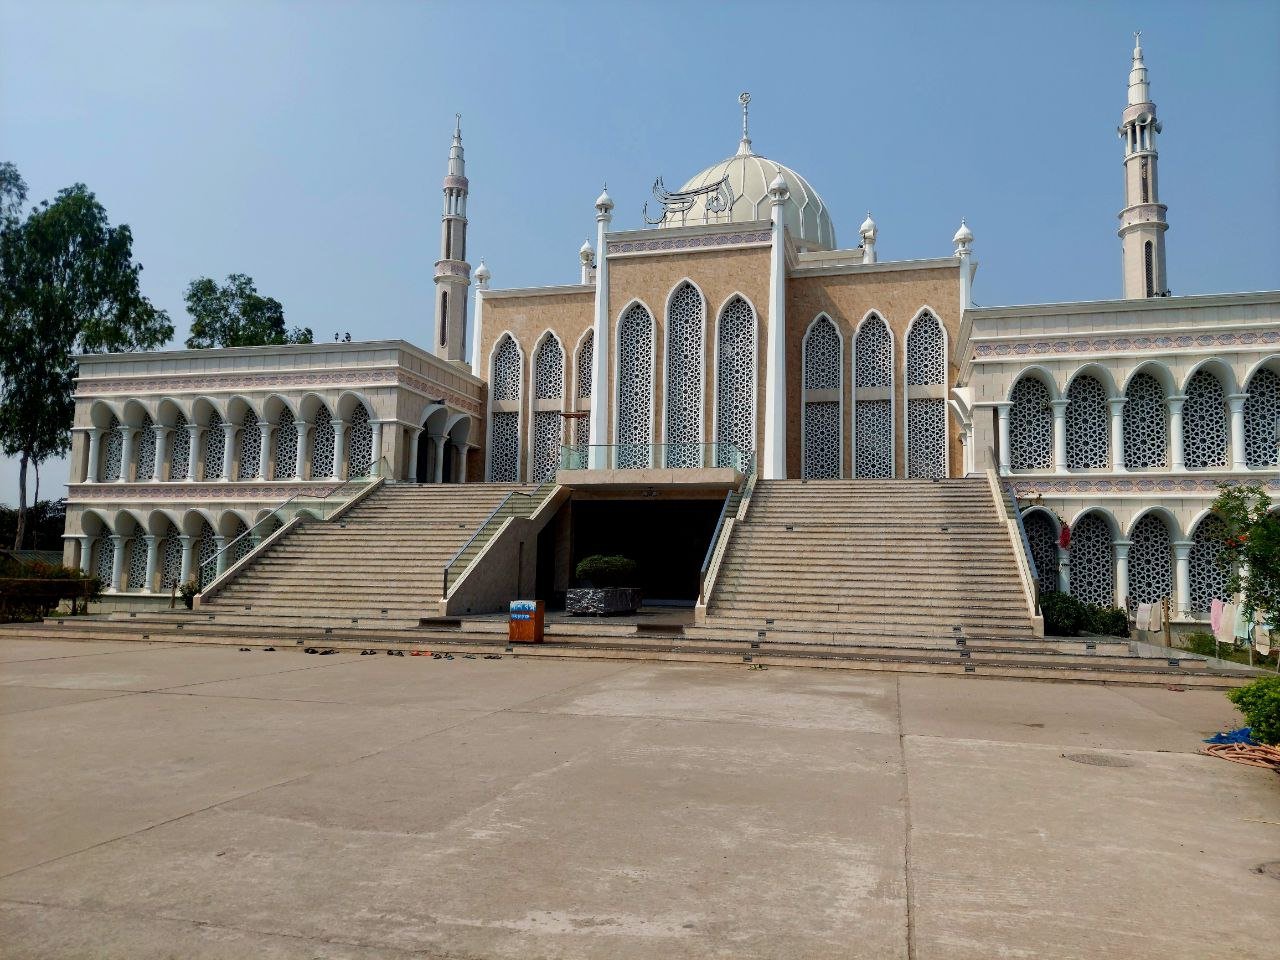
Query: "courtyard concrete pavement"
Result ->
[[0, 638, 1276, 959]]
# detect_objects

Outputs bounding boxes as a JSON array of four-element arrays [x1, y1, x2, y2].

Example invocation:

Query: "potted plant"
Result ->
[[178, 580, 199, 610], [566, 555, 641, 616]]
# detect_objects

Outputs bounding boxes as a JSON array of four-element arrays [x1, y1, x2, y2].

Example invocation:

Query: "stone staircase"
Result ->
[[703, 478, 1037, 643], [199, 484, 526, 627]]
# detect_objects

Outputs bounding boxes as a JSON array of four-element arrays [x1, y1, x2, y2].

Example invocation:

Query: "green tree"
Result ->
[[184, 273, 312, 348], [0, 169, 173, 549], [1211, 484, 1279, 621]]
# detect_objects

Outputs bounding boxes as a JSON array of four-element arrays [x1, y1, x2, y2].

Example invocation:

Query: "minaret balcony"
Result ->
[[442, 175, 469, 191], [434, 259, 471, 281]]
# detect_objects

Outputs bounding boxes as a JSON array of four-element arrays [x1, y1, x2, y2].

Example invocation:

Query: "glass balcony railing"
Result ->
[[558, 443, 748, 472]]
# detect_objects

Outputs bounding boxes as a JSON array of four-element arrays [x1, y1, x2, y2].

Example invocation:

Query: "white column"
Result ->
[[294, 420, 309, 480], [1113, 539, 1130, 609], [1108, 398, 1127, 473], [179, 535, 195, 585], [330, 419, 347, 481], [995, 402, 1012, 474], [407, 427, 423, 482], [369, 420, 384, 477], [117, 427, 137, 483], [453, 441, 468, 483], [587, 190, 613, 470], [143, 535, 159, 594], [1167, 395, 1186, 471], [763, 175, 789, 480], [187, 424, 203, 481], [109, 535, 126, 592], [214, 536, 229, 577], [1227, 393, 1248, 470], [257, 424, 274, 480], [77, 535, 93, 573], [1172, 539, 1194, 618], [431, 434, 446, 484], [153, 426, 171, 481], [1050, 399, 1069, 474], [221, 425, 238, 481], [85, 428, 103, 482], [1057, 545, 1071, 593]]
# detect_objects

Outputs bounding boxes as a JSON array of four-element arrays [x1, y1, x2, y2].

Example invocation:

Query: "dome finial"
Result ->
[[737, 91, 753, 157]]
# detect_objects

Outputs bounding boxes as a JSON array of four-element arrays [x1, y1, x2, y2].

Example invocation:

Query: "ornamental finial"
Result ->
[[737, 92, 753, 156]]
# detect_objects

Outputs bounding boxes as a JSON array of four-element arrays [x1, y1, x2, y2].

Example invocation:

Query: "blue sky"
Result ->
[[2, 0, 1278, 503]]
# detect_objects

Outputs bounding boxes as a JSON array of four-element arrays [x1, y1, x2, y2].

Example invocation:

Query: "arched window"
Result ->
[[1123, 372, 1167, 469], [1182, 370, 1228, 469], [237, 411, 262, 480], [853, 314, 893, 478], [1243, 367, 1280, 468], [665, 282, 704, 468], [229, 517, 253, 565], [160, 521, 183, 591], [135, 414, 156, 481], [715, 296, 756, 469], [1009, 375, 1053, 471], [347, 404, 373, 475], [1128, 513, 1173, 606], [1023, 510, 1060, 596], [802, 315, 841, 479], [905, 311, 946, 479], [273, 413, 297, 481], [169, 413, 190, 481], [309, 404, 335, 480], [102, 416, 123, 482], [574, 330, 593, 448], [1065, 375, 1110, 470], [204, 412, 226, 480], [196, 519, 217, 588], [489, 334, 522, 482], [1069, 512, 1114, 607], [616, 303, 655, 469], [94, 533, 115, 589], [1188, 514, 1230, 617], [531, 335, 565, 483], [126, 531, 148, 591]]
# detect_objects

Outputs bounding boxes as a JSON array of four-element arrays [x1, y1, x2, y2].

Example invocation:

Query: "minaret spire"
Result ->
[[434, 114, 471, 361], [737, 92, 753, 156], [1117, 32, 1168, 298]]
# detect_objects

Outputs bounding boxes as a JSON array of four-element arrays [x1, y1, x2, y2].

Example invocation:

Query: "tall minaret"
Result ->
[[1118, 33, 1168, 299], [434, 114, 470, 361]]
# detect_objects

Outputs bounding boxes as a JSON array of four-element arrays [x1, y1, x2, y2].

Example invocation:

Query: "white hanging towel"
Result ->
[[1216, 602, 1237, 644], [1148, 601, 1164, 632], [1135, 603, 1152, 633]]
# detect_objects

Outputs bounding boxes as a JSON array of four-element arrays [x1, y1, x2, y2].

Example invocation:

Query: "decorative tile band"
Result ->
[[607, 230, 771, 255], [1012, 475, 1280, 496], [975, 329, 1280, 359]]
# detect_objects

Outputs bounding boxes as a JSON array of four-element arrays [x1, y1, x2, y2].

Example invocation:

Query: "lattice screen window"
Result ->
[[1065, 375, 1110, 470], [273, 416, 298, 480], [1023, 510, 1060, 596], [854, 315, 893, 478], [665, 283, 704, 468], [534, 336, 565, 400], [169, 414, 190, 481], [230, 518, 253, 565], [237, 413, 262, 480], [204, 413, 226, 480], [1182, 370, 1228, 469], [576, 331, 593, 400], [135, 414, 156, 481], [1243, 368, 1280, 468], [489, 412, 520, 482], [531, 411, 562, 482], [1008, 376, 1053, 471], [803, 401, 840, 479], [310, 405, 335, 479], [196, 520, 217, 588], [1188, 514, 1230, 616], [492, 334, 522, 403], [906, 312, 944, 386], [160, 523, 183, 591], [616, 302, 654, 468], [804, 316, 840, 390], [1123, 373, 1168, 469], [715, 296, 756, 468], [1127, 513, 1173, 606], [1068, 513, 1114, 607], [907, 399, 947, 479], [102, 416, 123, 482], [94, 536, 115, 588], [126, 536, 149, 592], [348, 405, 373, 474]]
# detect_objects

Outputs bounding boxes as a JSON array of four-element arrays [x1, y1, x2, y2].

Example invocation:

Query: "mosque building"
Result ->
[[61, 37, 1278, 634]]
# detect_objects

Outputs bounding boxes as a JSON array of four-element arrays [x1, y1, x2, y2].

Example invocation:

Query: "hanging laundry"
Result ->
[[1215, 602, 1236, 645], [1210, 598, 1224, 635], [1149, 601, 1164, 632], [1135, 603, 1151, 633]]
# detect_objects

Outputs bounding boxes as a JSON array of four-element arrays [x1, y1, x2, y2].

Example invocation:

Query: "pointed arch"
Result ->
[[801, 313, 842, 479], [571, 327, 594, 450], [852, 311, 894, 478], [904, 307, 947, 479], [664, 280, 706, 468], [530, 331, 566, 483], [615, 299, 656, 468], [487, 332, 524, 482], [713, 293, 757, 470], [1068, 508, 1117, 607], [1243, 357, 1280, 469]]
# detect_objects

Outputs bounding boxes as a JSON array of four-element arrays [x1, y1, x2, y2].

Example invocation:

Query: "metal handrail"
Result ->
[[697, 449, 754, 606], [440, 481, 553, 598], [988, 446, 1041, 613], [196, 455, 387, 587]]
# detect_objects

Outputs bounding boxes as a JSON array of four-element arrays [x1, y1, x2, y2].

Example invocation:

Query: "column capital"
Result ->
[[1107, 397, 1128, 410], [1166, 394, 1187, 411], [1226, 392, 1249, 411], [994, 401, 1014, 413], [330, 418, 345, 430], [1171, 539, 1195, 560], [110, 533, 126, 546], [1112, 537, 1131, 558]]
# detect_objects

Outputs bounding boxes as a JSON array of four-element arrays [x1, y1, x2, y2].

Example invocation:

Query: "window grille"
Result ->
[[1069, 513, 1114, 607], [347, 405, 373, 473], [1065, 375, 1110, 469], [1182, 370, 1228, 469], [854, 315, 892, 477], [1243, 368, 1280, 468], [204, 413, 226, 480], [1127, 513, 1173, 605], [1123, 372, 1167, 469], [1023, 511, 1060, 596], [135, 414, 156, 481], [273, 416, 298, 480], [169, 414, 190, 481], [1008, 376, 1053, 471], [617, 302, 654, 468], [310, 405, 335, 479], [666, 283, 704, 468], [489, 412, 520, 481], [237, 412, 262, 480], [1188, 514, 1230, 616], [102, 416, 122, 482]]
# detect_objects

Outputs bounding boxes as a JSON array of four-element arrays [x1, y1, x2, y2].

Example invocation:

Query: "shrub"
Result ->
[[1183, 631, 1218, 658], [1227, 676, 1280, 746], [0, 560, 100, 621], [574, 554, 637, 588], [1081, 603, 1129, 638], [1040, 591, 1085, 636], [178, 580, 199, 610]]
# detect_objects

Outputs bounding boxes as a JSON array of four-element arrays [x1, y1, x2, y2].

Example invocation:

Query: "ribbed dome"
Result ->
[[657, 143, 836, 251]]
